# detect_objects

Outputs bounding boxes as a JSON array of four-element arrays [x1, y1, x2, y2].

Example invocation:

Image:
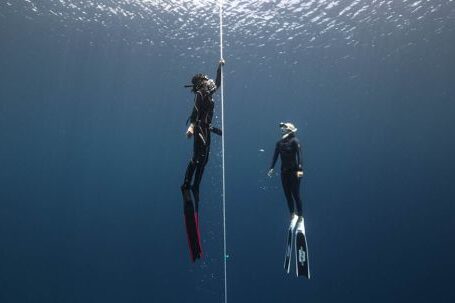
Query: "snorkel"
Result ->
[[184, 73, 209, 93]]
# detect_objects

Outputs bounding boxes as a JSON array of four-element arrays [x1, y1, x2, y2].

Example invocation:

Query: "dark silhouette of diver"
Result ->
[[181, 59, 224, 261], [268, 122, 310, 278], [268, 122, 304, 222]]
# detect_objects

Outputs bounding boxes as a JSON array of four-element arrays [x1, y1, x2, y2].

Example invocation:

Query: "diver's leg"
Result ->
[[182, 133, 201, 189], [182, 134, 204, 260], [182, 160, 196, 189], [192, 152, 207, 205], [193, 137, 210, 189], [290, 174, 303, 217], [192, 128, 210, 204], [281, 172, 295, 216]]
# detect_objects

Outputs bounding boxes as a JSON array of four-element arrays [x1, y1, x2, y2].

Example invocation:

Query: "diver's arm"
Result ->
[[187, 93, 202, 137], [295, 139, 302, 169], [189, 92, 203, 124], [271, 143, 280, 169], [268, 142, 279, 177], [295, 138, 303, 177], [215, 60, 224, 89]]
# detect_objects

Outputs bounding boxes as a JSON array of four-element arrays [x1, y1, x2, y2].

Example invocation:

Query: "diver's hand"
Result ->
[[267, 169, 274, 178], [297, 170, 304, 178], [219, 59, 225, 66], [186, 124, 194, 138], [210, 126, 222, 136]]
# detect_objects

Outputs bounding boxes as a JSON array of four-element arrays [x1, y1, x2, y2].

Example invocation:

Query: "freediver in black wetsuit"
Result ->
[[268, 122, 304, 221], [182, 59, 224, 202], [181, 59, 224, 262], [269, 122, 310, 277]]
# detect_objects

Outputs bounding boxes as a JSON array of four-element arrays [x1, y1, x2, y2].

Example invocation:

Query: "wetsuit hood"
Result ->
[[190, 73, 209, 92]]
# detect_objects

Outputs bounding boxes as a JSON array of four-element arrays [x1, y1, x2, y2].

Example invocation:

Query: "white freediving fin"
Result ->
[[284, 214, 299, 273], [295, 217, 310, 278]]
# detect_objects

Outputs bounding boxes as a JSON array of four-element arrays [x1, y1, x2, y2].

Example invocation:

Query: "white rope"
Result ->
[[219, 1, 227, 303]]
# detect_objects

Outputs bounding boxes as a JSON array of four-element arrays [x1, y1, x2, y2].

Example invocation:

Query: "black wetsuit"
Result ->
[[270, 133, 303, 216], [182, 64, 222, 204]]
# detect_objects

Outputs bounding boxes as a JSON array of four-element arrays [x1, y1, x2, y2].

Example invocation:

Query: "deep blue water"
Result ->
[[1, 1, 455, 302]]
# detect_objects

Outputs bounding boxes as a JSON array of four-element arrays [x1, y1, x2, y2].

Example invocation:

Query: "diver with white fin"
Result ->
[[181, 59, 225, 262], [268, 122, 304, 220], [268, 122, 310, 278]]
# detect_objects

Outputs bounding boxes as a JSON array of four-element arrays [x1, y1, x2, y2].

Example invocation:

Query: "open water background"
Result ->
[[1, 1, 454, 302]]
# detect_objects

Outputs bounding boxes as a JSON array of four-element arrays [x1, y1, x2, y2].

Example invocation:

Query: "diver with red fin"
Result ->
[[181, 59, 225, 262]]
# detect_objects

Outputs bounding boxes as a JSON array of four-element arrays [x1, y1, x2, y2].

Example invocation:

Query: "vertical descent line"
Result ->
[[219, 1, 227, 303]]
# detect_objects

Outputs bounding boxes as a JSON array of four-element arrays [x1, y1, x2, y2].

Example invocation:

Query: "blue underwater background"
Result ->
[[0, 1, 454, 302]]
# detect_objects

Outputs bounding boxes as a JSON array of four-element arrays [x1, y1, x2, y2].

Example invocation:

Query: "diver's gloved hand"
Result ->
[[297, 170, 304, 178], [210, 126, 222, 136], [186, 124, 195, 138], [219, 59, 225, 66], [267, 169, 274, 178]]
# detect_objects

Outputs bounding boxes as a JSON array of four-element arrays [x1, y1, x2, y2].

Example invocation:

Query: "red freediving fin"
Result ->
[[181, 186, 202, 261]]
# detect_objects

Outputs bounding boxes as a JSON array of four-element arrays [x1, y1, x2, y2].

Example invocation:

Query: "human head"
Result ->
[[191, 73, 209, 92], [280, 122, 298, 135]]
